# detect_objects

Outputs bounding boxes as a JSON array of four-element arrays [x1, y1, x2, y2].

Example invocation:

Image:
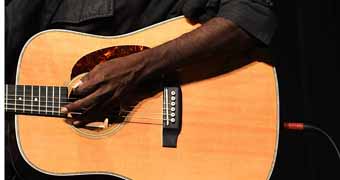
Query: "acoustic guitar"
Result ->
[[5, 16, 279, 180]]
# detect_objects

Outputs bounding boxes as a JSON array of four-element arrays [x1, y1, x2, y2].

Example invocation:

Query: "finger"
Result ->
[[63, 89, 103, 113], [63, 107, 96, 127], [72, 118, 92, 127], [72, 73, 89, 91], [72, 80, 83, 89], [64, 118, 89, 127], [72, 75, 102, 96], [88, 96, 120, 119]]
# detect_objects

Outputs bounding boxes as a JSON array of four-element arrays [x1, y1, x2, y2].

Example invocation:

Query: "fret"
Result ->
[[38, 85, 41, 113], [47, 86, 54, 116], [6, 85, 15, 112], [60, 87, 69, 108], [14, 85, 17, 112], [53, 86, 60, 116], [5, 84, 8, 111], [52, 87, 55, 115], [39, 86, 47, 115], [59, 86, 61, 115], [45, 86, 48, 114], [23, 85, 25, 112], [5, 84, 69, 117], [5, 108, 51, 113], [16, 85, 24, 113], [31, 85, 33, 113], [24, 85, 31, 114], [32, 86, 40, 114]]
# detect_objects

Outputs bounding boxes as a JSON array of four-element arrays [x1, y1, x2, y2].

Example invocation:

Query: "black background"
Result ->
[[4, 0, 340, 179], [271, 0, 339, 179]]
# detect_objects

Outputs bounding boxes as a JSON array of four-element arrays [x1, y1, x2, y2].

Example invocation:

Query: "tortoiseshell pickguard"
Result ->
[[71, 45, 149, 79]]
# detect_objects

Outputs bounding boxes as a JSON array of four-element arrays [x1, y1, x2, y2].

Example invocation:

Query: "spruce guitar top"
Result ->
[[5, 16, 279, 180]]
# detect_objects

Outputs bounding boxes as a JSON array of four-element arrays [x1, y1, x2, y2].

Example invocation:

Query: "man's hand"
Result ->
[[61, 17, 254, 125], [61, 52, 149, 124]]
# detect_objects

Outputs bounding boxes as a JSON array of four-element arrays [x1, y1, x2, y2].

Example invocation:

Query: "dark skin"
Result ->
[[61, 17, 255, 126]]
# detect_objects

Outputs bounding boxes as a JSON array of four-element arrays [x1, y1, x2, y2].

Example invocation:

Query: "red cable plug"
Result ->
[[284, 122, 305, 131]]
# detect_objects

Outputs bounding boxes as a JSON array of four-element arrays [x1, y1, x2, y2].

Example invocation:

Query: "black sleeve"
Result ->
[[216, 0, 277, 45]]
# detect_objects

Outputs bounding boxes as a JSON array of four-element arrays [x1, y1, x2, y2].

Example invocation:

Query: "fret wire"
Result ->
[[31, 85, 33, 113], [23, 85, 25, 112], [38, 85, 40, 114], [52, 86, 54, 115], [46, 86, 48, 114], [47, 86, 54, 116], [5, 85, 8, 111], [4, 85, 69, 115], [59, 86, 61, 116], [32, 86, 39, 114], [40, 86, 46, 115], [18, 85, 24, 113], [14, 85, 17, 112]]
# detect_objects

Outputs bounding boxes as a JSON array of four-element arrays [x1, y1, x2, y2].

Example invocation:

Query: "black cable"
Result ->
[[284, 122, 340, 163], [303, 124, 340, 162]]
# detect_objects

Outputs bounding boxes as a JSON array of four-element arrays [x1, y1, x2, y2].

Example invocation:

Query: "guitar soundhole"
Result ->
[[71, 45, 149, 79], [68, 107, 129, 138], [65, 82, 130, 138], [68, 45, 150, 138]]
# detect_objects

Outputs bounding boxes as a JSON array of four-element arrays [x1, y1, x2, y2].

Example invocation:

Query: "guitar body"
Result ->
[[11, 16, 279, 179]]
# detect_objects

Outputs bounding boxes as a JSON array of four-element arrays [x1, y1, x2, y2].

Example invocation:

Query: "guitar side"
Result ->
[[13, 16, 279, 180]]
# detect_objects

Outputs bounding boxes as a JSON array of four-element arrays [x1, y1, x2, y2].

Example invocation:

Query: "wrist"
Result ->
[[136, 46, 177, 80]]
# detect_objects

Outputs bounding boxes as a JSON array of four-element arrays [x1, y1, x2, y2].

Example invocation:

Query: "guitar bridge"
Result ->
[[162, 87, 182, 148]]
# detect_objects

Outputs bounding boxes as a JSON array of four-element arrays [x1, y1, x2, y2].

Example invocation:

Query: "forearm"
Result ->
[[139, 17, 255, 79], [63, 17, 255, 116]]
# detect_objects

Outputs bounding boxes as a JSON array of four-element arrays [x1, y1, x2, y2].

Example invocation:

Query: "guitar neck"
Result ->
[[5, 84, 69, 117]]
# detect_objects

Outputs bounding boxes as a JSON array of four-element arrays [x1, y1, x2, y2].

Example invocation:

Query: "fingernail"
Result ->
[[73, 121, 80, 126], [72, 80, 83, 89], [60, 107, 68, 114]]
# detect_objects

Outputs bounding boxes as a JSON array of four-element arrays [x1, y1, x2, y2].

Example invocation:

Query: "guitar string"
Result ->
[[4, 105, 174, 119], [5, 103, 176, 120], [5, 107, 67, 114], [4, 102, 174, 115], [4, 97, 176, 105], [6, 93, 172, 101], [5, 96, 180, 121], [123, 121, 162, 125], [4, 103, 177, 115], [6, 88, 180, 118], [4, 102, 174, 112], [4, 106, 163, 117], [4, 112, 166, 124], [6, 94, 85, 101], [5, 107, 164, 121], [5, 96, 182, 117], [4, 106, 166, 117]]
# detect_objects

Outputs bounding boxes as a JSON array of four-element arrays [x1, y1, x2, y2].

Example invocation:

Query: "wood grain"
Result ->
[[16, 17, 278, 180]]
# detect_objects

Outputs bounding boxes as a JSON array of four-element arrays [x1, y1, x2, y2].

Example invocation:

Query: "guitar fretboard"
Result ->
[[5, 84, 69, 117]]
